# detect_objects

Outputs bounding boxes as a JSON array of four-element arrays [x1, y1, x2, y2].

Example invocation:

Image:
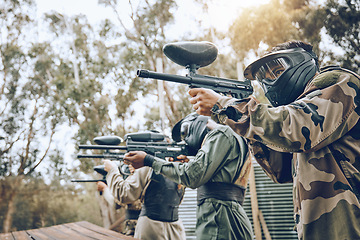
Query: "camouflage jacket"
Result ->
[[211, 68, 360, 240]]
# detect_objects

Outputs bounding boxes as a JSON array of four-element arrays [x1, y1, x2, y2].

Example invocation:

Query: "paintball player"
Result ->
[[124, 112, 253, 240], [188, 40, 360, 239], [96, 164, 141, 236], [103, 156, 186, 239], [95, 181, 122, 231]]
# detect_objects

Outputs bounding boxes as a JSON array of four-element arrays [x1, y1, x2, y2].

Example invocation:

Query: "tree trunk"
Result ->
[[2, 188, 16, 232], [2, 177, 22, 233]]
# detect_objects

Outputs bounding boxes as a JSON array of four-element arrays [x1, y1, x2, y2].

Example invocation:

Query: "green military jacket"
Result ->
[[150, 125, 253, 240], [211, 68, 360, 239]]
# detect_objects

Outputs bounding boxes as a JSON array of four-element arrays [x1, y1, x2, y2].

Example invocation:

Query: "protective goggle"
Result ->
[[179, 113, 199, 140], [180, 121, 191, 140], [179, 114, 209, 141], [253, 57, 291, 83]]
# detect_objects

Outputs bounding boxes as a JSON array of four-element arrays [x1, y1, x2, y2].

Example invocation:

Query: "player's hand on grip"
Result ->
[[188, 88, 221, 116], [124, 151, 146, 169]]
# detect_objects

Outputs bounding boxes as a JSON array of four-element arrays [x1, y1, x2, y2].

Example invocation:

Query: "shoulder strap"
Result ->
[[320, 65, 360, 80], [207, 130, 249, 185]]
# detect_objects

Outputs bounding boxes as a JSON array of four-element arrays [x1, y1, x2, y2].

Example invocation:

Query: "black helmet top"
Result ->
[[172, 112, 210, 156]]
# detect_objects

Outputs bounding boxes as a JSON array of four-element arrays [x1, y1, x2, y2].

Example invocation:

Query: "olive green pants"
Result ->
[[196, 198, 253, 240]]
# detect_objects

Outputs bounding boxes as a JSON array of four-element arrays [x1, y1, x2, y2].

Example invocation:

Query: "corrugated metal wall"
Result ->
[[178, 161, 298, 240], [178, 188, 197, 239], [242, 162, 298, 239]]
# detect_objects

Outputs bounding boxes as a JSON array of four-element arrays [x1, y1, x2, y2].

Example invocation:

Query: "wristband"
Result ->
[[144, 154, 155, 167]]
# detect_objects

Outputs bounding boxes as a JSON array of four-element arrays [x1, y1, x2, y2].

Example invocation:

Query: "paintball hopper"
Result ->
[[124, 131, 166, 142], [163, 41, 218, 69], [93, 135, 123, 145]]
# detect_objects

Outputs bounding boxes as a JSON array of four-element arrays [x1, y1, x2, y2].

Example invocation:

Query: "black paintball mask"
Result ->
[[244, 48, 319, 107], [172, 112, 210, 156]]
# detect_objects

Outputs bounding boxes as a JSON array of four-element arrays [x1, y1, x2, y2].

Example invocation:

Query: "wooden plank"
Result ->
[[25, 229, 53, 240], [63, 222, 124, 240], [36, 226, 74, 240], [0, 221, 137, 240], [76, 221, 136, 240], [11, 231, 32, 240], [0, 233, 14, 240], [50, 225, 91, 240]]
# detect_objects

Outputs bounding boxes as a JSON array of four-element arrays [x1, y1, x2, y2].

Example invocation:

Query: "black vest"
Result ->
[[140, 172, 184, 222]]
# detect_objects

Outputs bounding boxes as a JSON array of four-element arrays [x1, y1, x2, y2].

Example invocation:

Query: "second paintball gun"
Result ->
[[77, 135, 130, 177], [73, 132, 192, 194], [71, 165, 108, 184], [74, 131, 191, 189], [137, 41, 253, 99], [71, 165, 120, 195], [77, 135, 125, 160], [79, 131, 190, 160]]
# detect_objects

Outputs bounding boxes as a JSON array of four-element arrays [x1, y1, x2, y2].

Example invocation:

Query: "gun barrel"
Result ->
[[137, 70, 191, 84], [77, 154, 107, 159], [71, 179, 105, 183], [137, 69, 253, 98], [79, 145, 127, 150], [138, 69, 248, 86], [77, 154, 125, 159]]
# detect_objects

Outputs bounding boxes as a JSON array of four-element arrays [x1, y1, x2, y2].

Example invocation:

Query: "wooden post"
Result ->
[[249, 162, 262, 240], [259, 210, 272, 240]]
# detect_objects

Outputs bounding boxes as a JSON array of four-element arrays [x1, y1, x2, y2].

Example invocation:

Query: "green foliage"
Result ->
[[3, 0, 360, 234], [2, 0, 201, 232], [228, 0, 360, 73], [228, 0, 324, 58], [323, 0, 360, 71], [0, 0, 63, 178], [5, 176, 102, 231], [98, 0, 198, 132]]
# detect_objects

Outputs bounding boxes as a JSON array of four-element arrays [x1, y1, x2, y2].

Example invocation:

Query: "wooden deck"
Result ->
[[0, 221, 137, 240]]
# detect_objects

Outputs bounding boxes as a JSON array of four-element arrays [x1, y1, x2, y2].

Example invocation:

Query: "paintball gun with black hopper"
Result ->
[[73, 131, 191, 188], [78, 131, 190, 160], [76, 135, 130, 177], [71, 135, 128, 189], [77, 135, 125, 161], [73, 132, 191, 193], [137, 41, 253, 99]]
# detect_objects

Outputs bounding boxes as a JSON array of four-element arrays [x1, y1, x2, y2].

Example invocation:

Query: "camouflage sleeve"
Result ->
[[249, 141, 293, 183], [213, 71, 360, 153], [210, 95, 244, 124]]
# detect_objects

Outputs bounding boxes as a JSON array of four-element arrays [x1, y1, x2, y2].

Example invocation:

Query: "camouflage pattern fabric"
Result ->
[[123, 219, 137, 236], [122, 200, 141, 236], [211, 69, 360, 239]]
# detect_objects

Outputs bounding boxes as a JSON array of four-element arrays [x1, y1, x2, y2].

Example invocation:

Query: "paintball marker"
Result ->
[[75, 131, 190, 189], [77, 135, 130, 176], [71, 165, 107, 184], [137, 41, 253, 99], [77, 135, 125, 160], [71, 165, 111, 195], [78, 131, 190, 160]]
